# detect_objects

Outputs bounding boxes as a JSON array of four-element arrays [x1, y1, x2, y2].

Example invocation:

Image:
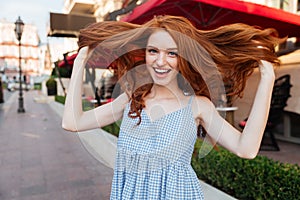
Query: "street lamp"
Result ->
[[14, 16, 25, 113]]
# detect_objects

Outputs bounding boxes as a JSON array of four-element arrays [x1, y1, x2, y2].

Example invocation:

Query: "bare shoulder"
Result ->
[[191, 95, 216, 118], [193, 95, 215, 107]]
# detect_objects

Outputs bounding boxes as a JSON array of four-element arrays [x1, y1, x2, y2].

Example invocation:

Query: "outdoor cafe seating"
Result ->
[[239, 74, 292, 151]]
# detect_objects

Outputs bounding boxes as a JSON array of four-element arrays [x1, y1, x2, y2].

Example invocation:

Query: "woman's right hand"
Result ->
[[62, 46, 128, 132]]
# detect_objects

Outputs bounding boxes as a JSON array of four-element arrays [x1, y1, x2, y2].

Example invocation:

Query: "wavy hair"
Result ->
[[78, 15, 285, 125]]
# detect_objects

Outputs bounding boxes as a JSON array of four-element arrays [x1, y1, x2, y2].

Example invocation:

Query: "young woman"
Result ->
[[62, 15, 284, 199]]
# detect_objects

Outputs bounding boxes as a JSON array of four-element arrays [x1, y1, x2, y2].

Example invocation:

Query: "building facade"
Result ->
[[62, 0, 123, 21], [244, 0, 300, 13], [0, 18, 47, 83]]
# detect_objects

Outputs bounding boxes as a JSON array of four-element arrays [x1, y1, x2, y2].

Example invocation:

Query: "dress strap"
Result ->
[[188, 95, 194, 105]]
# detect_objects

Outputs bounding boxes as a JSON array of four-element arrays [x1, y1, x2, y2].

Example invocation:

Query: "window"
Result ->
[[280, 0, 293, 12]]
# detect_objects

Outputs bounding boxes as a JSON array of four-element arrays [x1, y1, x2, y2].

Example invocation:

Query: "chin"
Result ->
[[152, 78, 173, 86]]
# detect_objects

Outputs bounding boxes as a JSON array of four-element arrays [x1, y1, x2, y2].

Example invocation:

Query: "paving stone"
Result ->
[[0, 90, 113, 199]]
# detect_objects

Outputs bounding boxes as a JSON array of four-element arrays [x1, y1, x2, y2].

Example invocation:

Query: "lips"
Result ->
[[153, 67, 171, 74]]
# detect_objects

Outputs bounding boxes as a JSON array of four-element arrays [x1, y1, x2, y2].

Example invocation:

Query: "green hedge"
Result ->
[[33, 83, 42, 90], [192, 139, 300, 200], [55, 95, 94, 111], [102, 121, 120, 137], [54, 95, 66, 104]]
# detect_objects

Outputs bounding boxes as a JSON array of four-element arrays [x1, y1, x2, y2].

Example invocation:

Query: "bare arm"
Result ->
[[199, 60, 275, 159], [62, 47, 129, 132]]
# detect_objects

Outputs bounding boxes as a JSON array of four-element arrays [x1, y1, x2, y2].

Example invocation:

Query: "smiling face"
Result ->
[[146, 30, 179, 87]]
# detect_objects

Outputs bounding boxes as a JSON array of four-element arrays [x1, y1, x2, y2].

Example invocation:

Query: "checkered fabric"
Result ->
[[110, 96, 204, 200]]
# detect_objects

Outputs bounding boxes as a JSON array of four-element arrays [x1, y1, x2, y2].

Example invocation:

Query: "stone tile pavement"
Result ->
[[0, 90, 113, 200]]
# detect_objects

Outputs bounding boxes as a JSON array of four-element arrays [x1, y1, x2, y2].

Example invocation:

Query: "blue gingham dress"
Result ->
[[110, 96, 204, 199]]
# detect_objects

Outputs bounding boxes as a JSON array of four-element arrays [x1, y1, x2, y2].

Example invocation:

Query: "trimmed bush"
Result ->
[[192, 139, 300, 200], [55, 95, 95, 111], [55, 95, 66, 104], [34, 83, 42, 90], [46, 77, 57, 96], [102, 121, 121, 137]]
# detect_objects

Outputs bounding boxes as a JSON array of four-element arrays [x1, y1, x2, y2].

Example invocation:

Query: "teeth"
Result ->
[[154, 68, 170, 73]]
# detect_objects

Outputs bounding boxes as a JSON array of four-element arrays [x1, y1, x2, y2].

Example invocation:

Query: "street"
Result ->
[[0, 90, 113, 200]]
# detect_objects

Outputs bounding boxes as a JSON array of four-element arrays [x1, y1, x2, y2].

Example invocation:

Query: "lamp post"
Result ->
[[15, 16, 25, 113]]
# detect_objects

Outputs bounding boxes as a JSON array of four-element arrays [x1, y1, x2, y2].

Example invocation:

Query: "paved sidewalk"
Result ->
[[0, 90, 113, 200]]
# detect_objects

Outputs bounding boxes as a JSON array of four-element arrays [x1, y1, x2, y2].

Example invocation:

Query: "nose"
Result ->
[[156, 52, 167, 66]]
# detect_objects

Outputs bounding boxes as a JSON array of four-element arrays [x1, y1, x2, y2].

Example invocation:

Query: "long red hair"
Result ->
[[78, 15, 285, 124]]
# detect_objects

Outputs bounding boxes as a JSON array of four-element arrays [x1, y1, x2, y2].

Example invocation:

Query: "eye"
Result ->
[[168, 51, 178, 58], [147, 48, 158, 54]]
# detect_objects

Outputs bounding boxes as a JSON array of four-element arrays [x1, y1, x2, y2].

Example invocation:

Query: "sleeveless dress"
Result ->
[[110, 96, 204, 199]]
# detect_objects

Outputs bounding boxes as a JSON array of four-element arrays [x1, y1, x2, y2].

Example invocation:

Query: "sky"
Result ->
[[0, 0, 65, 43]]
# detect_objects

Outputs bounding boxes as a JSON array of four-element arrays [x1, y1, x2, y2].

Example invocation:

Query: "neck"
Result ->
[[150, 82, 183, 99]]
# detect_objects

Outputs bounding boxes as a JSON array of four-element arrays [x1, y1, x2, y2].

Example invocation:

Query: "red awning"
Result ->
[[121, 0, 300, 37], [58, 53, 78, 68]]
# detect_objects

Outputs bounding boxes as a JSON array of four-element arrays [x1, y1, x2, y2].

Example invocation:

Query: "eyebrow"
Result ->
[[146, 45, 178, 51]]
